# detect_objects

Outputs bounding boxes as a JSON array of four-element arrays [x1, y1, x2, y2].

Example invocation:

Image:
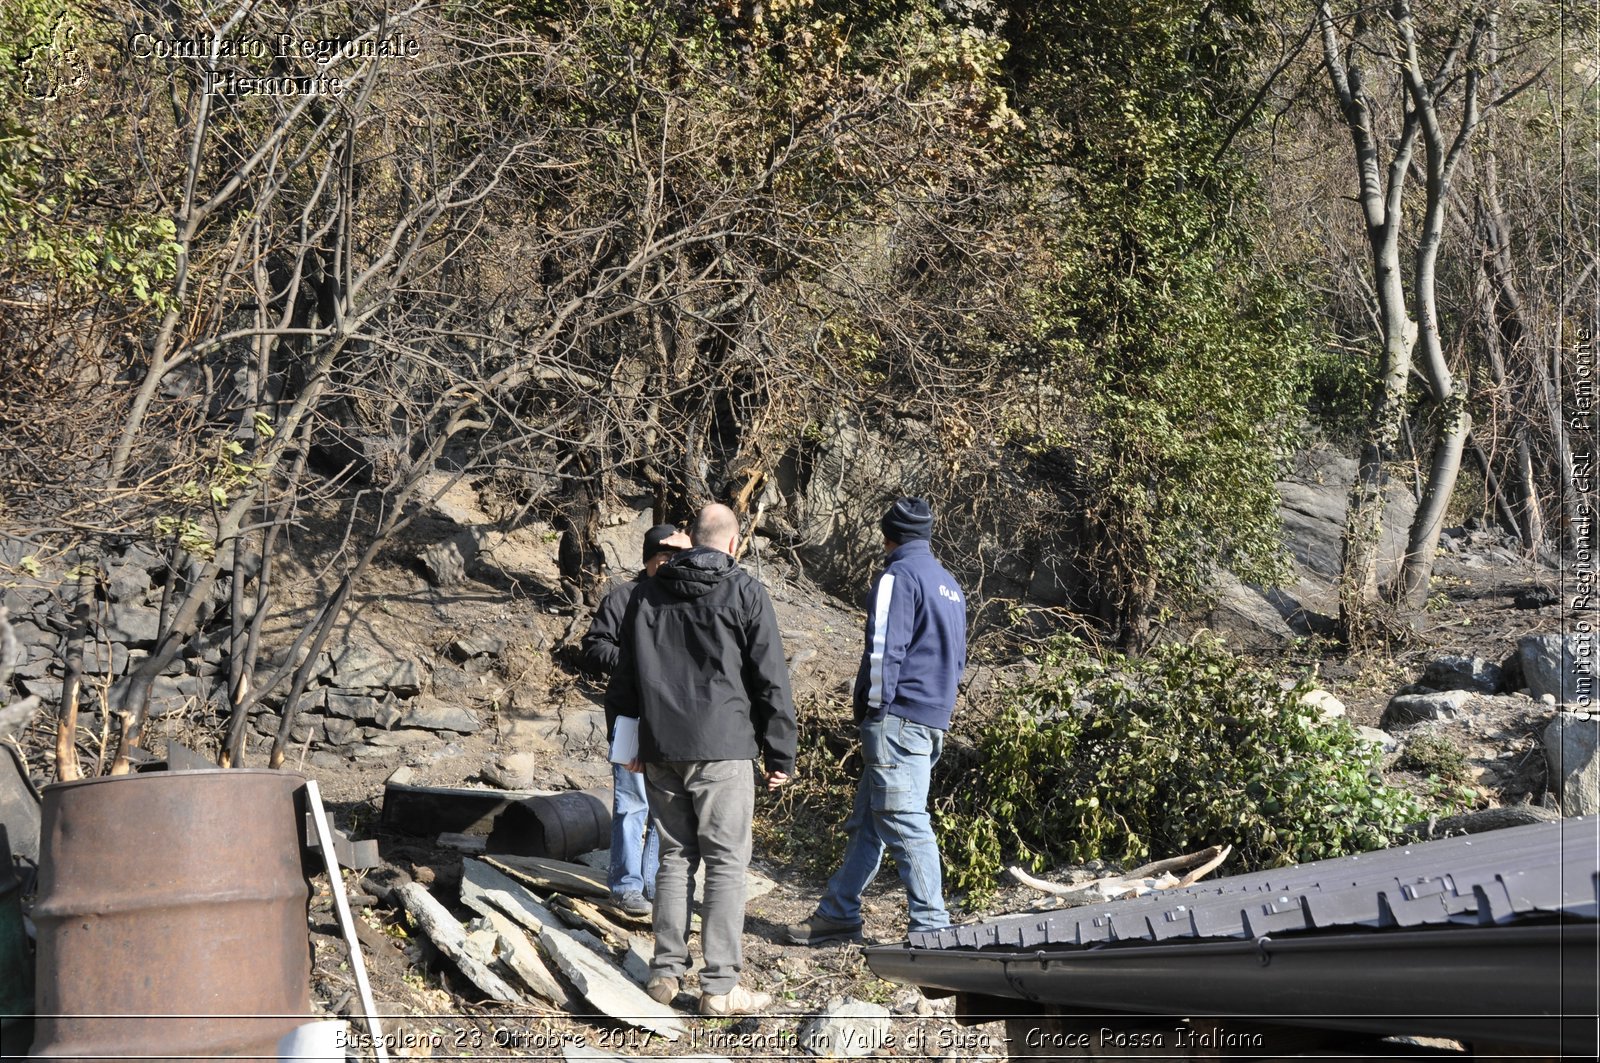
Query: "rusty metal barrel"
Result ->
[[1, 824, 35, 1058], [487, 786, 610, 859], [30, 769, 312, 1061]]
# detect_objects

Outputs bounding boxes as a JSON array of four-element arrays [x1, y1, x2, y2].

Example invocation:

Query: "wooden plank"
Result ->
[[306, 780, 389, 1063], [590, 894, 653, 928], [397, 882, 522, 1005], [549, 895, 631, 949], [486, 854, 608, 898], [566, 895, 637, 939]]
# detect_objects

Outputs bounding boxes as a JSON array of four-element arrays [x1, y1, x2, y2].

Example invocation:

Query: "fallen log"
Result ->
[[1403, 805, 1560, 840], [397, 882, 522, 1005], [548, 894, 630, 950]]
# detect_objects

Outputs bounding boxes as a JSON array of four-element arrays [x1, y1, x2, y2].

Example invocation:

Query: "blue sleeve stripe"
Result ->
[[866, 573, 896, 710]]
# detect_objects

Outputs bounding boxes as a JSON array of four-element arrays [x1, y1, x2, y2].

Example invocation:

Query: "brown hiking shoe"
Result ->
[[783, 912, 864, 945]]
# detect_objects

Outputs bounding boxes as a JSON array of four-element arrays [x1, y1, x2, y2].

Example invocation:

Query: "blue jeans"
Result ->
[[817, 714, 950, 933], [609, 763, 659, 897]]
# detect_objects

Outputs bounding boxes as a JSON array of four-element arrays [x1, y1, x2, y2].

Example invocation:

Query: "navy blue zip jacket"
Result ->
[[852, 539, 967, 729]]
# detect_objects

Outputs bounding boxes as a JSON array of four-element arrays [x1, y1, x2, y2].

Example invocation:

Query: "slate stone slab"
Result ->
[[448, 635, 506, 661], [400, 700, 482, 735], [4, 616, 55, 680], [79, 641, 133, 676], [798, 997, 894, 1059], [365, 728, 437, 748], [536, 920, 687, 1041], [1520, 634, 1598, 705], [1381, 689, 1472, 728], [327, 642, 423, 695], [321, 715, 361, 745], [558, 706, 605, 747], [1422, 654, 1505, 695], [325, 689, 400, 727], [1544, 713, 1600, 817], [101, 602, 161, 647], [1356, 725, 1398, 752], [103, 564, 150, 603], [107, 674, 214, 717]]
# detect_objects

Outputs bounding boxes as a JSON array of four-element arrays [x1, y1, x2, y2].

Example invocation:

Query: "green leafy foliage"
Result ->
[[0, 2, 178, 305], [991, 1, 1310, 645], [759, 696, 859, 874], [1396, 731, 1471, 789], [936, 634, 1446, 902]]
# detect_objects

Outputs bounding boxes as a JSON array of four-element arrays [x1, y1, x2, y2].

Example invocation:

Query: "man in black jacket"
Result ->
[[606, 503, 797, 1016], [580, 523, 691, 916]]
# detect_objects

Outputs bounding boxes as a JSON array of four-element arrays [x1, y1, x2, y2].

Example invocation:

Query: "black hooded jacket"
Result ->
[[604, 547, 797, 774]]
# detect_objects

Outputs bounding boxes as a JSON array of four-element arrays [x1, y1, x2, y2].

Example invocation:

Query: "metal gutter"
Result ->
[[865, 922, 1598, 1053]]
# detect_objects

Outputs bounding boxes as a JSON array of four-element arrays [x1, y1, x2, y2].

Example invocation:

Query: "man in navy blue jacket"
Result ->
[[787, 497, 966, 943]]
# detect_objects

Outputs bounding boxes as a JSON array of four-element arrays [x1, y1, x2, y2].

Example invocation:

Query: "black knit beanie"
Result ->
[[880, 497, 934, 543]]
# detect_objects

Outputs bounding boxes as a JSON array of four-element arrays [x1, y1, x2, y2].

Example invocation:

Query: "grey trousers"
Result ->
[[644, 759, 755, 994]]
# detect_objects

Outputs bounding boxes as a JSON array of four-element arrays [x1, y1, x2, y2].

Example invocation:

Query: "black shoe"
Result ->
[[613, 890, 651, 917]]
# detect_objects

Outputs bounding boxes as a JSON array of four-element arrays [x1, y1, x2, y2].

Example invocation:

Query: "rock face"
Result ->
[[0, 537, 525, 767], [1544, 713, 1600, 816], [777, 412, 936, 597], [1201, 447, 1421, 648], [1520, 634, 1599, 706]]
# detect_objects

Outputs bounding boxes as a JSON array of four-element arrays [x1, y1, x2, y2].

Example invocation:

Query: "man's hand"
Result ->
[[626, 757, 644, 774], [766, 770, 790, 791]]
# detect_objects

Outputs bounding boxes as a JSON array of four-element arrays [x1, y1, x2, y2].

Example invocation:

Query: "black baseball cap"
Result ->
[[642, 524, 691, 561]]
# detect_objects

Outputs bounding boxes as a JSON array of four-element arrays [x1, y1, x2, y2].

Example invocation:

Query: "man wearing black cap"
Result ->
[[786, 496, 966, 944], [581, 523, 692, 916]]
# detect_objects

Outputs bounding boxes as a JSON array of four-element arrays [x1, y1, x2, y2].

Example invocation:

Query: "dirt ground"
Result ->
[[268, 510, 1570, 1061], [17, 480, 1570, 1060]]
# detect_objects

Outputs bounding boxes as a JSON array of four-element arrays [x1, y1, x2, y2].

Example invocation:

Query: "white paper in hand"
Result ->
[[609, 715, 640, 765]]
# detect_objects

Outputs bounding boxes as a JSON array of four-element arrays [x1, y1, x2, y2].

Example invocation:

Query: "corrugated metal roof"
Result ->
[[910, 815, 1600, 951]]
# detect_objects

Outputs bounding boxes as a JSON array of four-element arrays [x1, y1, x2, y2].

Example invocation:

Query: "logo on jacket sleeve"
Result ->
[[939, 584, 961, 603]]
